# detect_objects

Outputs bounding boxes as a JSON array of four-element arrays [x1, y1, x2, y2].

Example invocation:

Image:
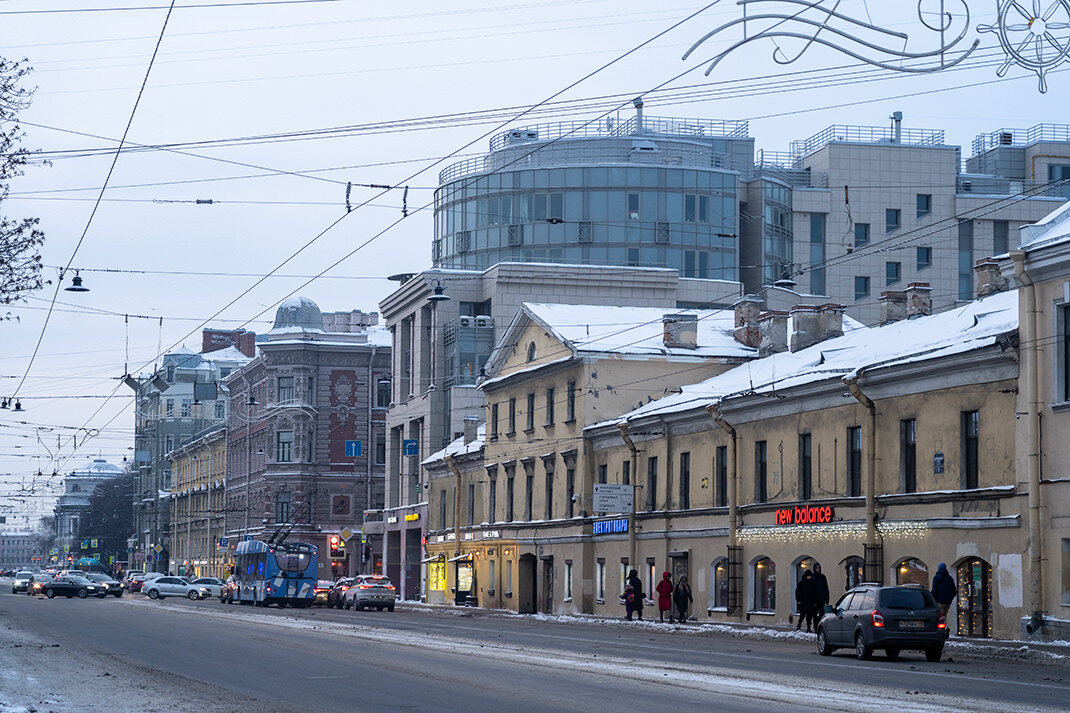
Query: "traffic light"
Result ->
[[329, 535, 344, 559]]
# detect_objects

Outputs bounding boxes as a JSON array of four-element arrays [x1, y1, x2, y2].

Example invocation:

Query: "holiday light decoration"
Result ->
[[738, 519, 929, 544]]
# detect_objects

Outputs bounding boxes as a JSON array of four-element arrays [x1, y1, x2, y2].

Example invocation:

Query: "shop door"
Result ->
[[956, 558, 991, 638], [518, 554, 536, 614], [455, 561, 473, 605]]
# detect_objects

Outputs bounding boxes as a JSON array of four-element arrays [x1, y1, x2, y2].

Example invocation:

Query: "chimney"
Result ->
[[633, 96, 644, 134], [202, 328, 256, 358], [463, 416, 480, 445], [819, 303, 845, 341], [974, 258, 1009, 298], [789, 305, 823, 352], [663, 313, 698, 350], [758, 311, 789, 357], [904, 282, 932, 318], [733, 295, 763, 349], [879, 291, 907, 325]]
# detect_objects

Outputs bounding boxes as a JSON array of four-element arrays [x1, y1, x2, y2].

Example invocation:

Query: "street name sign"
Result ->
[[593, 483, 633, 513]]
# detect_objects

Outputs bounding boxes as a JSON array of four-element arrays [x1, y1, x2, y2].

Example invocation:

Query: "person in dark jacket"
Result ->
[[812, 562, 830, 611], [655, 572, 674, 622], [795, 570, 817, 632], [672, 575, 693, 623], [625, 569, 645, 620], [931, 563, 957, 616]]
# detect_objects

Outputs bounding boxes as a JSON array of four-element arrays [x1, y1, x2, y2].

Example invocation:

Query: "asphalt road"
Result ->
[[1, 586, 1066, 713]]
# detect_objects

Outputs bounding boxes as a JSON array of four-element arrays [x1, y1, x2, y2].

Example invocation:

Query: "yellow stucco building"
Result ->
[[169, 427, 228, 578]]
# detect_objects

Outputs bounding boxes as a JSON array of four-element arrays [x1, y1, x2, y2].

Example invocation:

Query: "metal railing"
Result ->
[[791, 124, 946, 158], [487, 115, 749, 152], [971, 123, 1070, 155]]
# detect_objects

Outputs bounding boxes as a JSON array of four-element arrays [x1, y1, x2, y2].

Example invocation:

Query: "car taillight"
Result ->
[[386, 585, 395, 590], [871, 610, 885, 628], [359, 585, 371, 589], [937, 614, 946, 630]]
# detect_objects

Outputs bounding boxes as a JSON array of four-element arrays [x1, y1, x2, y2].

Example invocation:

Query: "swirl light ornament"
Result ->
[[977, 0, 1070, 92]]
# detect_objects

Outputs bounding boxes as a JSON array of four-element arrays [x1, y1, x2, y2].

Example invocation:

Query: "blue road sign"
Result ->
[[218, 537, 229, 548], [243, 534, 254, 541], [402, 439, 419, 456], [345, 440, 362, 457], [154, 554, 162, 561]]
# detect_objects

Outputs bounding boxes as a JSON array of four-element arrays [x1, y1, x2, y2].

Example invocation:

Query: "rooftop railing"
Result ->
[[487, 115, 749, 152], [790, 124, 946, 158], [971, 123, 1070, 155]]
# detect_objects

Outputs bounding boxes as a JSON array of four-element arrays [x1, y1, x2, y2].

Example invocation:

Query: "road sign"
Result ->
[[81, 539, 89, 550], [153, 544, 163, 554], [593, 483, 633, 513], [154, 554, 162, 561], [402, 439, 419, 456], [90, 538, 98, 548], [243, 534, 254, 541], [339, 527, 354, 543], [218, 537, 229, 548], [345, 440, 362, 457]]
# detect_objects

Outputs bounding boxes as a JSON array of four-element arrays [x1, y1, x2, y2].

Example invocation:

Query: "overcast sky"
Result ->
[[0, 0, 1065, 521]]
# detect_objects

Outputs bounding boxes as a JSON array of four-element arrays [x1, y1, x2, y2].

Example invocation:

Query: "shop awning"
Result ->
[[447, 554, 473, 562], [420, 555, 444, 563]]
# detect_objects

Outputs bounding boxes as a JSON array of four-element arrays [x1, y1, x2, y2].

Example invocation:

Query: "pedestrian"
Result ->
[[656, 571, 674, 623], [812, 562, 830, 612], [626, 569, 645, 621], [673, 574, 693, 623], [931, 562, 957, 617], [795, 570, 817, 633]]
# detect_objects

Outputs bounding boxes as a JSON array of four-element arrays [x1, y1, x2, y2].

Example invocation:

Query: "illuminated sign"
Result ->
[[404, 513, 420, 522], [775, 505, 834, 525], [592, 518, 629, 535]]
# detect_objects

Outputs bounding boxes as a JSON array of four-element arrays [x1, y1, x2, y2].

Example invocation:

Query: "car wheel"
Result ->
[[816, 629, 833, 656], [885, 647, 900, 660], [77, 589, 89, 599], [854, 632, 872, 660], [187, 591, 199, 600], [924, 645, 943, 662], [45, 589, 55, 599], [278, 600, 287, 609], [148, 589, 159, 599], [387, 604, 395, 612], [343, 599, 351, 610], [114, 591, 123, 598]]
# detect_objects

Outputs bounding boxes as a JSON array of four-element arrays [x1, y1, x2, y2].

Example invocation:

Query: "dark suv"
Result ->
[[817, 584, 948, 661]]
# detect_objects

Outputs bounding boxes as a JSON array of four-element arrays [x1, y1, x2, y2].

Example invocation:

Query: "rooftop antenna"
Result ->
[[890, 111, 903, 144]]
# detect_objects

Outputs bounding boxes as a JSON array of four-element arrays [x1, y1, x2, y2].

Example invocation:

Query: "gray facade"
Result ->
[[0, 532, 37, 570], [54, 458, 124, 565]]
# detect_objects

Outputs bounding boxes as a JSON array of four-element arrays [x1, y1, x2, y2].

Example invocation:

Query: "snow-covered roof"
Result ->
[[367, 326, 392, 347], [422, 424, 485, 466], [201, 345, 252, 363], [1019, 201, 1070, 251], [70, 458, 124, 478], [596, 290, 1018, 426]]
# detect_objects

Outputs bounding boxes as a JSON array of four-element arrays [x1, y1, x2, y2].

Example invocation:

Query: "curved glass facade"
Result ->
[[433, 126, 746, 281]]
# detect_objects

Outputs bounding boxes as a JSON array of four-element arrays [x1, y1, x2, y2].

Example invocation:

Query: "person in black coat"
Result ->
[[673, 575, 694, 624], [812, 562, 830, 610], [795, 570, 817, 632], [625, 569, 645, 621], [931, 563, 957, 616]]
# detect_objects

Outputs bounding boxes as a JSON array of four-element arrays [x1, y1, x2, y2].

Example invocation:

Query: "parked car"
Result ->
[[28, 573, 54, 596], [817, 584, 948, 661], [343, 574, 396, 611], [43, 575, 106, 599], [11, 571, 33, 594], [312, 580, 334, 606], [219, 576, 238, 604], [189, 577, 224, 598], [326, 578, 355, 609], [142, 576, 210, 600], [87, 573, 124, 597], [126, 572, 153, 593]]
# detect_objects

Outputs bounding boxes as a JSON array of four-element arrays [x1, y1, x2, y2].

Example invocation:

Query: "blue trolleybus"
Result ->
[[233, 539, 317, 608]]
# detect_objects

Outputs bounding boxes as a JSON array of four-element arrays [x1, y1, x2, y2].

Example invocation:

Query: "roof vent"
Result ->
[[663, 313, 698, 350]]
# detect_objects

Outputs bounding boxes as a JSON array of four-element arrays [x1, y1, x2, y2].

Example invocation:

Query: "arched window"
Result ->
[[896, 557, 929, 587], [752, 557, 776, 611], [709, 558, 729, 610], [792, 556, 816, 613], [843, 556, 864, 590], [526, 342, 536, 362]]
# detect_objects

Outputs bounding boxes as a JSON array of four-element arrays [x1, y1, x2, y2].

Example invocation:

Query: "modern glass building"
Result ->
[[433, 113, 753, 280]]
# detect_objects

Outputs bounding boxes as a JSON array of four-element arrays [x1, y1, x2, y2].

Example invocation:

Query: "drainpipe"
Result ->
[[1011, 250, 1043, 628], [446, 455, 462, 557], [707, 403, 737, 547], [845, 376, 878, 553], [617, 423, 639, 571]]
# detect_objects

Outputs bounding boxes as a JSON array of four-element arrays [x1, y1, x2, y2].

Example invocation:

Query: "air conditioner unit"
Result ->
[[507, 130, 539, 143], [459, 316, 474, 327], [475, 316, 492, 328]]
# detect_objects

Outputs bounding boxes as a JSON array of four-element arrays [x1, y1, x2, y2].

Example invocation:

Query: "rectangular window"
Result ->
[[166, 399, 174, 416], [491, 403, 500, 438], [646, 457, 658, 511], [376, 379, 391, 408], [277, 376, 294, 403], [699, 195, 709, 223], [1063, 306, 1070, 402], [679, 452, 690, 510], [545, 471, 554, 520], [525, 393, 535, 431], [598, 464, 607, 484], [545, 387, 555, 426], [165, 434, 174, 453], [525, 472, 533, 520], [901, 419, 917, 493], [755, 441, 767, 503], [798, 434, 812, 500], [963, 410, 979, 489], [596, 559, 606, 601], [275, 492, 291, 523], [566, 381, 576, 421], [628, 192, 640, 220], [958, 219, 975, 300], [886, 208, 901, 233], [549, 192, 563, 221], [917, 246, 932, 270], [440, 490, 447, 529], [505, 560, 512, 595], [508, 398, 516, 434], [566, 468, 574, 518], [811, 213, 826, 295], [506, 473, 515, 521], [916, 193, 932, 218], [627, 248, 640, 267], [467, 483, 475, 526], [375, 431, 386, 465], [214, 402, 225, 419], [993, 220, 1009, 254], [684, 194, 697, 222], [489, 476, 497, 523], [622, 460, 630, 486], [854, 276, 870, 301], [715, 446, 728, 508], [854, 222, 870, 247], [181, 400, 191, 417], [848, 426, 862, 497], [886, 261, 902, 286], [564, 561, 574, 601], [276, 431, 294, 463]]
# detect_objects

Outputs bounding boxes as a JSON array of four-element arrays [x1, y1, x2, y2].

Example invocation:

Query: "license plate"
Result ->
[[900, 620, 925, 630]]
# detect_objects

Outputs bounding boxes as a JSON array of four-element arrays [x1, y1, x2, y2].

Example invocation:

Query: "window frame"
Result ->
[[276, 430, 294, 463], [962, 410, 980, 489], [679, 451, 690, 510], [646, 456, 658, 511], [901, 418, 917, 493], [886, 208, 901, 233], [755, 440, 768, 503], [847, 426, 862, 497], [916, 193, 932, 218], [798, 433, 812, 500], [525, 393, 535, 432]]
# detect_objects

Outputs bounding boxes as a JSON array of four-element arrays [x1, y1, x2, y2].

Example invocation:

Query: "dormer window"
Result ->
[[526, 342, 536, 362]]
